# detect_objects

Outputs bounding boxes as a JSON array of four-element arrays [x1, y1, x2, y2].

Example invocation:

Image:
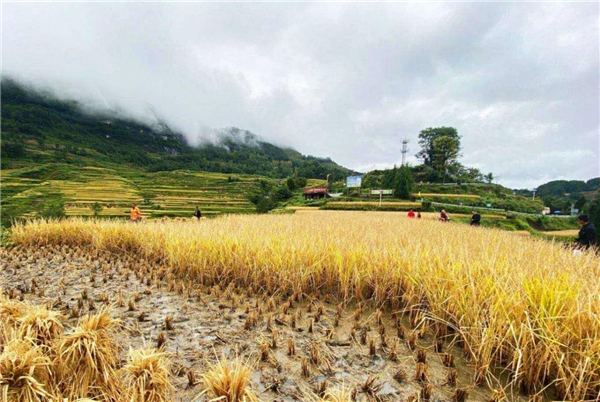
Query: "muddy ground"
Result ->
[[0, 245, 524, 402]]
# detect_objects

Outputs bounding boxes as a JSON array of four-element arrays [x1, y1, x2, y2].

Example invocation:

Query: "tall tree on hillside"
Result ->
[[432, 136, 460, 182], [394, 166, 414, 199], [381, 167, 397, 189], [416, 127, 461, 182]]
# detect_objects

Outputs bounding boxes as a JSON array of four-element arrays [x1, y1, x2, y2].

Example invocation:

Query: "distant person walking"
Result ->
[[194, 206, 202, 220], [574, 214, 597, 250], [439, 209, 450, 222], [130, 203, 142, 223], [470, 210, 481, 226], [407, 209, 416, 218]]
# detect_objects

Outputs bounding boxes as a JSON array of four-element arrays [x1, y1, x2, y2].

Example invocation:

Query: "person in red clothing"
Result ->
[[407, 209, 416, 218], [439, 209, 450, 222]]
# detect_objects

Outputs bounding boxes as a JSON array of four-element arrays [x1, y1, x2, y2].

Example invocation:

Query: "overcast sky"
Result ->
[[2, 2, 598, 189]]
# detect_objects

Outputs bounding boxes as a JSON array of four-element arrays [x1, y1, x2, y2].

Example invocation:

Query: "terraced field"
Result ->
[[327, 201, 420, 208], [1, 164, 262, 222], [322, 201, 422, 212], [412, 193, 481, 198]]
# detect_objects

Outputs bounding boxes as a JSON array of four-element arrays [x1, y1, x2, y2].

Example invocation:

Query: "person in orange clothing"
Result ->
[[130, 203, 142, 223]]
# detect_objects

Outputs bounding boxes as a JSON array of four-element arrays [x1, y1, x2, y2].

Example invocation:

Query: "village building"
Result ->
[[303, 187, 328, 200]]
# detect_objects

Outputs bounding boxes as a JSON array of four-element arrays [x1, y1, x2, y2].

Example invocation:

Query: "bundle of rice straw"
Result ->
[[122, 347, 174, 402], [201, 357, 258, 402], [55, 307, 121, 401], [0, 337, 56, 401]]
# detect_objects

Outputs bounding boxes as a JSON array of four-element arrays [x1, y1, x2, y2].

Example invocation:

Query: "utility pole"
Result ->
[[532, 188, 537, 200], [401, 138, 409, 167]]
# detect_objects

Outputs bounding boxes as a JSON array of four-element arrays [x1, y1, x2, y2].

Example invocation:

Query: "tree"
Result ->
[[432, 136, 460, 182], [91, 202, 103, 217], [584, 178, 600, 191], [294, 177, 307, 189], [562, 200, 572, 215], [484, 173, 494, 184], [454, 164, 483, 183], [273, 186, 292, 201], [381, 167, 397, 189], [394, 166, 414, 199], [1, 142, 26, 159], [248, 180, 289, 213], [416, 127, 461, 182], [574, 196, 587, 212], [412, 164, 440, 183], [38, 200, 66, 219], [362, 171, 382, 189], [542, 196, 555, 212], [286, 177, 296, 191]]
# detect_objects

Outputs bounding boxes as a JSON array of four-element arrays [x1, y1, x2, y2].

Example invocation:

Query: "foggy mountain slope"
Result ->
[[1, 79, 353, 181]]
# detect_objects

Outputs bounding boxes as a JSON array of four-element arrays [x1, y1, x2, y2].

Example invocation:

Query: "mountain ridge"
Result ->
[[1, 78, 354, 181]]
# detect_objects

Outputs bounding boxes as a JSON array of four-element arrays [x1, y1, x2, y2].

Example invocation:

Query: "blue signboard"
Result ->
[[346, 175, 362, 188]]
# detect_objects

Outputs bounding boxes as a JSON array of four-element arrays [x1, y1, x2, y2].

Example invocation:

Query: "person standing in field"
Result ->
[[439, 209, 450, 222], [130, 203, 142, 223], [194, 206, 202, 220], [417, 211, 421, 219], [574, 214, 597, 250], [470, 210, 481, 226], [407, 209, 416, 218]]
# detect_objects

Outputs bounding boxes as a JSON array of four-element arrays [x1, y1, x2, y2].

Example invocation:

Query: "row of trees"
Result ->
[[362, 166, 414, 199]]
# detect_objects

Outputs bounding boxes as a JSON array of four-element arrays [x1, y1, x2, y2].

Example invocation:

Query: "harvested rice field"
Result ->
[[1, 211, 599, 401], [1, 246, 508, 402]]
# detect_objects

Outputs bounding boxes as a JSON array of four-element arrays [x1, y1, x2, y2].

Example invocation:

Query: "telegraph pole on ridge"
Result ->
[[401, 138, 409, 167]]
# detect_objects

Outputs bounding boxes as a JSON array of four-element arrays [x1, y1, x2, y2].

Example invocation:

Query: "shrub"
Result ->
[[38, 200, 66, 219]]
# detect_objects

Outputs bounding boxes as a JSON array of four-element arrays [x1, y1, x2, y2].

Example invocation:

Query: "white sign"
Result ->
[[371, 189, 393, 195]]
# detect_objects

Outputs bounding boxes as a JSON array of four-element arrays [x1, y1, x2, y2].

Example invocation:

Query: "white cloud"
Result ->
[[2, 2, 598, 188]]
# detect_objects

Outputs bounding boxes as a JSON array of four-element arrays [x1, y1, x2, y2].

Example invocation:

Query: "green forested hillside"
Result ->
[[536, 179, 600, 198], [0, 79, 352, 180], [524, 179, 600, 218]]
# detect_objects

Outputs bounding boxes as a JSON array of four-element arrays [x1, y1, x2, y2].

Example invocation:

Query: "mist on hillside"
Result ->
[[3, 77, 290, 152]]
